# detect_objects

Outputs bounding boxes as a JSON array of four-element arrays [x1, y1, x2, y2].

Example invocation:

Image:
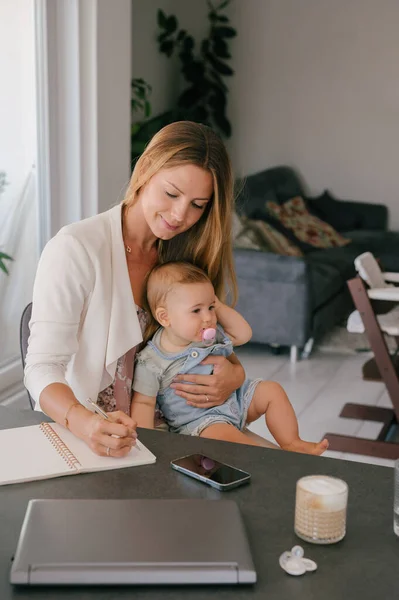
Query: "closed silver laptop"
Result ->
[[10, 499, 256, 585]]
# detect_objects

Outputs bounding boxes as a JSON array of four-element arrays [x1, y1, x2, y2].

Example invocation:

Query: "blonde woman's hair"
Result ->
[[142, 261, 213, 343], [122, 121, 237, 305]]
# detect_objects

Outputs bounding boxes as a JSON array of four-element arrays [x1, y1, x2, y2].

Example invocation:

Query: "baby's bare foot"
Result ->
[[282, 438, 329, 456]]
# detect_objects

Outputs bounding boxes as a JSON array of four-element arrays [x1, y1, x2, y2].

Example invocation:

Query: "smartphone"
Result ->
[[171, 454, 251, 491]]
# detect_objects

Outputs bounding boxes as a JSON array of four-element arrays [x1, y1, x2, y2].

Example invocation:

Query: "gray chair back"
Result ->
[[20, 302, 34, 410]]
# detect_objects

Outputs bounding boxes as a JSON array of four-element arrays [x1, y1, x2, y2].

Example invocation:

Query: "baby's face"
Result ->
[[165, 282, 217, 345]]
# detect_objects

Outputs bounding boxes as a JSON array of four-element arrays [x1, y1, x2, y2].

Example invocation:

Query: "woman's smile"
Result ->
[[160, 215, 180, 231]]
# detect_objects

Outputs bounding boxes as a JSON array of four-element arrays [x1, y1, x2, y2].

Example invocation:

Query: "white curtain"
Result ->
[[0, 168, 38, 366]]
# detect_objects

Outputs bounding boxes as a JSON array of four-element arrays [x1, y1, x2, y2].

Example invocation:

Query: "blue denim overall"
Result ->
[[148, 327, 261, 437]]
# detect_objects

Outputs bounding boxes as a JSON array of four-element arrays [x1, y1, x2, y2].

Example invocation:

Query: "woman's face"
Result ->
[[139, 164, 214, 240]]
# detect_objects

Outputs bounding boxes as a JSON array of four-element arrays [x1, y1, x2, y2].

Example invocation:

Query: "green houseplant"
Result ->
[[0, 172, 13, 275], [131, 0, 236, 162]]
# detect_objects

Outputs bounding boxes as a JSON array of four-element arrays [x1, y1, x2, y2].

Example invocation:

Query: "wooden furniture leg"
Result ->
[[324, 277, 399, 459]]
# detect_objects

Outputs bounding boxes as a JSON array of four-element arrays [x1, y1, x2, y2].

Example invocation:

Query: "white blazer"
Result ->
[[25, 205, 143, 411]]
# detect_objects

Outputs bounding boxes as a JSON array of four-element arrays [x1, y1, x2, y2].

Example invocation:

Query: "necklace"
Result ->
[[121, 206, 132, 253], [122, 205, 158, 260]]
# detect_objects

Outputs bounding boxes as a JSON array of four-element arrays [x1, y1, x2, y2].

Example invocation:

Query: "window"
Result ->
[[0, 0, 38, 405]]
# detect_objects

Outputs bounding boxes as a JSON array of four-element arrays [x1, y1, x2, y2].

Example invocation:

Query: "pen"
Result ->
[[86, 398, 141, 451]]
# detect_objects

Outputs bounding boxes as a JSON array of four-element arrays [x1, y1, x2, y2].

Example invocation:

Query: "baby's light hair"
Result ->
[[142, 261, 213, 342]]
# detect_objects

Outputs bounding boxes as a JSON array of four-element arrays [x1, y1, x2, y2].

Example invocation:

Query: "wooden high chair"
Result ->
[[324, 253, 399, 459]]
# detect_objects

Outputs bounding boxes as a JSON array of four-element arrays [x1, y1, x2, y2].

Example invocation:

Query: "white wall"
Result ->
[[228, 0, 399, 227], [97, 0, 133, 210]]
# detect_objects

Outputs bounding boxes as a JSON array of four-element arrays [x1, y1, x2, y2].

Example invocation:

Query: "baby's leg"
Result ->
[[200, 422, 263, 446], [242, 428, 279, 449], [246, 381, 328, 455]]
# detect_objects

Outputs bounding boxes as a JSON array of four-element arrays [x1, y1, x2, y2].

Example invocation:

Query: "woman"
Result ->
[[25, 121, 268, 457]]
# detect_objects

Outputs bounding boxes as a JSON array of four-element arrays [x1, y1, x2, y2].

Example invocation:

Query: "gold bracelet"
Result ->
[[63, 402, 80, 429]]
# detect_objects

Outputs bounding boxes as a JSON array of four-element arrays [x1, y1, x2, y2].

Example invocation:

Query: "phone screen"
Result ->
[[172, 454, 250, 485]]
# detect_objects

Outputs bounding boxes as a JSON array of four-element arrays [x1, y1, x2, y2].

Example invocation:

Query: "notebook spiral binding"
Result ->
[[39, 423, 81, 471]]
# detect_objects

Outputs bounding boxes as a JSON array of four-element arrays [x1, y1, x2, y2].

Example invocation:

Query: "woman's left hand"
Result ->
[[170, 355, 245, 408]]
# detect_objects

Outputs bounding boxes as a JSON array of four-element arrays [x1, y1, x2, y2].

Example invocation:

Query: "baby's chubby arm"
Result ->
[[214, 297, 252, 346], [130, 392, 156, 429]]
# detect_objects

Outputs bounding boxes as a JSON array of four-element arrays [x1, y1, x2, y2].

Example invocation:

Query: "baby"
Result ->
[[131, 261, 328, 454]]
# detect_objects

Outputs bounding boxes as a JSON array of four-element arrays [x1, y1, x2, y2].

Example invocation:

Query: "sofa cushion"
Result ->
[[306, 247, 359, 309], [238, 166, 305, 210], [266, 196, 351, 249], [232, 212, 265, 251], [242, 218, 303, 257], [307, 262, 345, 310], [306, 190, 362, 232], [307, 246, 359, 280], [344, 230, 399, 272]]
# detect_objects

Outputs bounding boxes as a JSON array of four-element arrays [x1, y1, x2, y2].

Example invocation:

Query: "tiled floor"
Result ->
[[235, 344, 395, 468]]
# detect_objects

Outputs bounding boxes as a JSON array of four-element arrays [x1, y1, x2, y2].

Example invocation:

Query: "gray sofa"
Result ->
[[233, 166, 399, 359]]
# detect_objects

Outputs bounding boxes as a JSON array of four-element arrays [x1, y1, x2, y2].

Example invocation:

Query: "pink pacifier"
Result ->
[[202, 327, 216, 346]]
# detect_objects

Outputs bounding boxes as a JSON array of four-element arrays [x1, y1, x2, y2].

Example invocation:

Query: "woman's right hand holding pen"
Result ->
[[69, 403, 138, 457], [86, 410, 138, 457], [40, 384, 138, 458]]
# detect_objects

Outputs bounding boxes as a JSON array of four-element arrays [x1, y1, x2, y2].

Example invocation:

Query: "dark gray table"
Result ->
[[0, 406, 397, 599]]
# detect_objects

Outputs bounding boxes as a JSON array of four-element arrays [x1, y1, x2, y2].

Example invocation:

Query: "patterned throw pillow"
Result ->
[[266, 196, 351, 249], [232, 211, 266, 251], [242, 218, 303, 257]]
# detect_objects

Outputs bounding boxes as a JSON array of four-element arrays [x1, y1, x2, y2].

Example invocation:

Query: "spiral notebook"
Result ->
[[0, 423, 156, 486]]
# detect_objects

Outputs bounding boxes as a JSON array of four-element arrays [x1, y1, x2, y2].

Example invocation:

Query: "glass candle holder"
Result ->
[[294, 475, 348, 544]]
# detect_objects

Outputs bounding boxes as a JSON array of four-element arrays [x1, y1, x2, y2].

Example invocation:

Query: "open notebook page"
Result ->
[[0, 425, 73, 485], [51, 423, 156, 472]]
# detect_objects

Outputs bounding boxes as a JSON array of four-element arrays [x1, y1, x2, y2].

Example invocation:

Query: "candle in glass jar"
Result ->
[[295, 475, 348, 544]]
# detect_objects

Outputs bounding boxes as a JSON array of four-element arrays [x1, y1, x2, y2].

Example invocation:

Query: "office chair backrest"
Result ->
[[20, 302, 35, 410], [354, 252, 389, 290]]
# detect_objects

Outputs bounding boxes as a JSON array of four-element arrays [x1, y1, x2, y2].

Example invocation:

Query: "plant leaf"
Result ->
[[157, 9, 168, 29], [178, 86, 202, 109], [157, 31, 170, 43], [214, 26, 237, 38], [206, 53, 234, 75], [212, 37, 231, 59], [212, 110, 231, 137], [0, 251, 13, 275], [183, 35, 194, 52], [201, 39, 210, 55], [208, 69, 228, 91], [208, 88, 226, 111], [160, 40, 175, 57], [177, 29, 187, 42], [179, 50, 194, 66], [191, 105, 209, 123], [166, 15, 178, 33], [0, 261, 9, 275], [217, 0, 231, 10], [182, 60, 205, 83]]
